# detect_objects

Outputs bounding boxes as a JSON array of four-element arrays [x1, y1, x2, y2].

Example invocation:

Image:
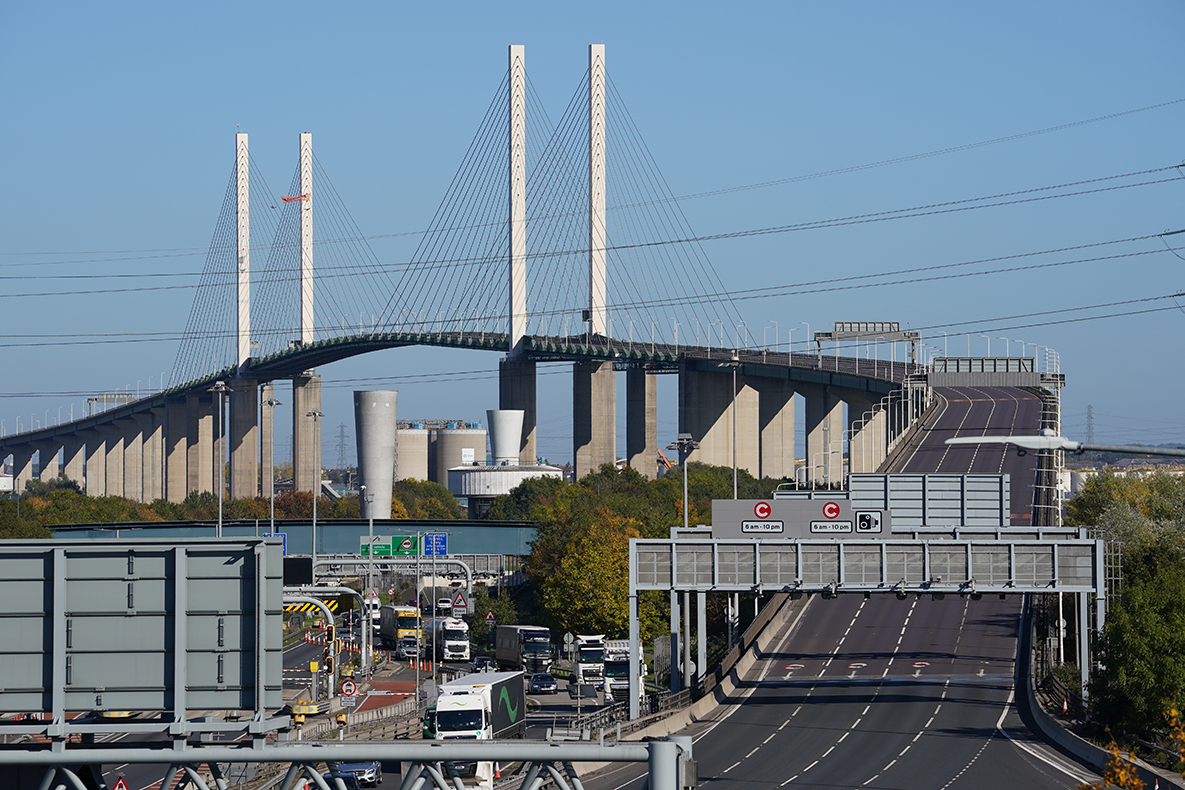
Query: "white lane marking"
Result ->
[[994, 688, 1097, 784], [862, 705, 871, 715], [723, 761, 741, 773], [763, 733, 777, 744], [779, 775, 799, 786], [744, 747, 760, 759]]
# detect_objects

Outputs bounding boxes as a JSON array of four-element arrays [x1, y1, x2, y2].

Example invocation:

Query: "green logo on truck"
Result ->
[[498, 687, 521, 721]]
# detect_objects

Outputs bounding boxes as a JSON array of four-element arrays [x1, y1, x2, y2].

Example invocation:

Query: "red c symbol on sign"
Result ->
[[754, 502, 772, 519], [822, 501, 841, 519]]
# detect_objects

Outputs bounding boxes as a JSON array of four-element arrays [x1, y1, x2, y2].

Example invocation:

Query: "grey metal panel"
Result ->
[[0, 538, 282, 717], [778, 474, 1011, 528]]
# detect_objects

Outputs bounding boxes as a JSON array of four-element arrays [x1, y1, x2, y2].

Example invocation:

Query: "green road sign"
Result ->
[[393, 536, 419, 556], [361, 536, 393, 557]]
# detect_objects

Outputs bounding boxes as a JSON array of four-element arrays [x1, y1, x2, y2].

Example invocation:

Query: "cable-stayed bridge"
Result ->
[[0, 44, 1061, 504]]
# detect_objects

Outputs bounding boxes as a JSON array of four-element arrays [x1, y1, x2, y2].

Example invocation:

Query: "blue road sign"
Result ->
[[263, 533, 287, 556], [424, 532, 448, 556]]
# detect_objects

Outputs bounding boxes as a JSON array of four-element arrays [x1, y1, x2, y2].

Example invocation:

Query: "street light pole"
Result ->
[[667, 434, 699, 530], [264, 396, 281, 534], [208, 381, 232, 538], [307, 408, 324, 566]]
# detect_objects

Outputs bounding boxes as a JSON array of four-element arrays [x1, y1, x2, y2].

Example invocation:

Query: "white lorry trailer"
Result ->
[[428, 616, 471, 662], [430, 671, 526, 790]]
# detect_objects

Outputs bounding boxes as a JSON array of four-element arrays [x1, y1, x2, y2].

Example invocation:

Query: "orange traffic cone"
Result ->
[[495, 763, 501, 779], [1062, 698, 1068, 715]]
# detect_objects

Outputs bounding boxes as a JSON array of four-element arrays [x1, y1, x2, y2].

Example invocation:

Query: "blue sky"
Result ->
[[2, 2, 1183, 466]]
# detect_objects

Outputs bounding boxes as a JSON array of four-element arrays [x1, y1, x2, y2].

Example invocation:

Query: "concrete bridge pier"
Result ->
[[119, 416, 143, 502], [756, 378, 795, 480], [626, 367, 657, 480], [11, 446, 34, 494], [499, 359, 536, 465], [803, 385, 844, 487], [186, 395, 213, 496], [678, 366, 760, 478], [143, 409, 165, 501], [34, 442, 59, 482], [292, 373, 322, 492], [62, 438, 85, 489], [104, 426, 125, 498], [165, 400, 187, 503], [574, 360, 616, 478], [229, 378, 259, 499], [80, 431, 105, 497], [260, 383, 275, 505]]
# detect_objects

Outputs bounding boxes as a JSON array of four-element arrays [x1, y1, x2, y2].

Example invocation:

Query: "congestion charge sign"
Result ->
[[711, 499, 891, 540]]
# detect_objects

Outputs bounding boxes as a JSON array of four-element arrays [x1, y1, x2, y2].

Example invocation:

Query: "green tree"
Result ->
[[484, 475, 565, 521], [1066, 471, 1185, 527], [469, 584, 519, 645], [1091, 532, 1185, 734]]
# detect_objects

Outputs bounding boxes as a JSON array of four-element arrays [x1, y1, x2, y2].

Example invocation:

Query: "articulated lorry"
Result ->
[[495, 625, 552, 673], [573, 634, 605, 686], [427, 616, 471, 662], [604, 639, 646, 703], [430, 671, 526, 790], [378, 604, 423, 657]]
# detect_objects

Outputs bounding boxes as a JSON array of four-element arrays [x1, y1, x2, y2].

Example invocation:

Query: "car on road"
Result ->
[[436, 597, 453, 616], [330, 760, 382, 787], [321, 771, 363, 790], [529, 672, 558, 694], [472, 655, 497, 673]]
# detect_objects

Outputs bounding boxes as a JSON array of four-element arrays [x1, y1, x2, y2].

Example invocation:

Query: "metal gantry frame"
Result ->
[[3, 739, 694, 790], [627, 535, 1106, 719]]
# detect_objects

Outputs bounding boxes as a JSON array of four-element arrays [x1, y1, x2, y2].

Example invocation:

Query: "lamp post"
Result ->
[[264, 396, 281, 534], [666, 434, 700, 530], [998, 337, 1011, 357], [307, 408, 324, 565], [208, 381, 232, 538], [979, 334, 990, 357], [361, 485, 375, 594]]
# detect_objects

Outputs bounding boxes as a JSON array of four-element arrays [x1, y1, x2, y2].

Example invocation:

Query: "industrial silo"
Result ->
[[396, 425, 430, 481], [433, 422, 486, 484], [353, 390, 397, 519]]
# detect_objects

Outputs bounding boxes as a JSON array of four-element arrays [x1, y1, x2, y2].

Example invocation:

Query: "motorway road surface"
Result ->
[[586, 386, 1099, 789]]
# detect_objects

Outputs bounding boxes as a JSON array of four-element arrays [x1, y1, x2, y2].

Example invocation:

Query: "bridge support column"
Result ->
[[80, 431, 104, 497], [62, 438, 85, 489], [186, 395, 213, 495], [498, 359, 536, 465], [11, 446, 34, 493], [104, 427, 125, 499], [678, 367, 760, 477], [165, 400, 188, 503], [293, 373, 322, 492], [120, 417, 144, 502], [229, 378, 259, 499], [756, 378, 795, 480], [143, 409, 165, 502], [803, 385, 844, 488], [574, 360, 615, 479], [35, 442, 60, 481], [626, 367, 657, 480], [260, 383, 275, 506]]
